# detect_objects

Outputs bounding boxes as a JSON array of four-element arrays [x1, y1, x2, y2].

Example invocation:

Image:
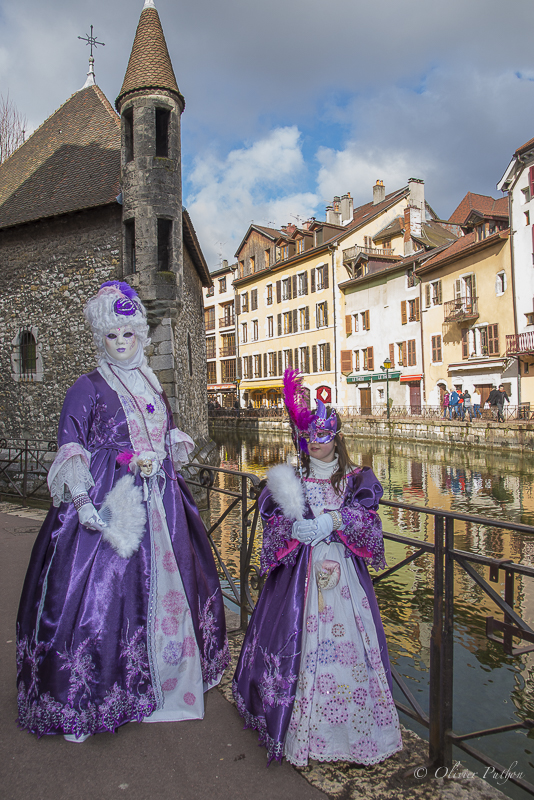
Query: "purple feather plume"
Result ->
[[99, 281, 138, 300], [283, 369, 315, 434]]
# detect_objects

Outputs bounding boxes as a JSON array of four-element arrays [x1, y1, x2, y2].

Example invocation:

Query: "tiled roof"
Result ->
[[412, 220, 458, 249], [516, 136, 534, 156], [417, 229, 508, 272], [372, 216, 404, 241], [116, 5, 183, 110], [448, 192, 509, 224], [347, 187, 409, 230], [0, 86, 120, 230]]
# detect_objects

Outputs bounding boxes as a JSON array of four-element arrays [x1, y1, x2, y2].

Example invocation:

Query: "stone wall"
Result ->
[[0, 206, 121, 440]]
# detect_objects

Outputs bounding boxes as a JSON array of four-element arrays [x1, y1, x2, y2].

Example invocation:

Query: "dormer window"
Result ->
[[155, 108, 170, 157]]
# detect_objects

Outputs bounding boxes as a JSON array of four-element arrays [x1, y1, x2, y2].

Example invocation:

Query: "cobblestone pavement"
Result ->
[[1, 505, 508, 800]]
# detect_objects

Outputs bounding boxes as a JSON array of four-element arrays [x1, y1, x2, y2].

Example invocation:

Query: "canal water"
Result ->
[[206, 425, 534, 799]]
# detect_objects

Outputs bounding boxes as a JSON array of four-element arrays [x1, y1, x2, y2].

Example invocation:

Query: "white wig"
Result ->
[[84, 282, 150, 357]]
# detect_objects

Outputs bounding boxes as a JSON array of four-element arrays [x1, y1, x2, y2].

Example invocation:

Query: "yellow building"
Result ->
[[417, 226, 515, 410]]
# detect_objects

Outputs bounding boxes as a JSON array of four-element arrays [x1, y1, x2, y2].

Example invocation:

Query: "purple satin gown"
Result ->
[[16, 370, 228, 737], [232, 467, 397, 764]]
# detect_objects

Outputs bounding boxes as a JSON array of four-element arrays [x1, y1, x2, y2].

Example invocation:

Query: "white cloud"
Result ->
[[185, 126, 319, 266]]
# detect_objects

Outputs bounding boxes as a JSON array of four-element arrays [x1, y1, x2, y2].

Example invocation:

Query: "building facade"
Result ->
[[203, 260, 238, 407], [0, 0, 212, 442]]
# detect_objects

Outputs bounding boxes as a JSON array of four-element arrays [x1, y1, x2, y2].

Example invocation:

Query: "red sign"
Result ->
[[316, 386, 331, 404]]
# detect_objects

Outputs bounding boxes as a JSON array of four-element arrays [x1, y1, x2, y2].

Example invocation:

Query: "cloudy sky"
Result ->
[[1, 0, 533, 267]]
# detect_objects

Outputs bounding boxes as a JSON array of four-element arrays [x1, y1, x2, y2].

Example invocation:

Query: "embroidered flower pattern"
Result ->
[[258, 652, 297, 709], [198, 592, 230, 684], [120, 626, 151, 691], [58, 634, 98, 704]]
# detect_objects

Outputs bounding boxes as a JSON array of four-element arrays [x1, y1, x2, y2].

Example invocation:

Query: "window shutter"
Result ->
[[305, 306, 310, 330], [277, 313, 282, 336], [264, 352, 268, 377], [287, 312, 292, 334], [324, 302, 328, 326], [389, 343, 395, 367], [365, 309, 370, 330], [401, 300, 407, 325], [323, 265, 329, 289], [305, 346, 310, 373], [401, 342, 406, 366], [288, 349, 293, 368], [345, 315, 352, 336], [367, 346, 374, 371], [437, 280, 442, 305], [312, 345, 318, 372], [426, 284, 431, 308], [488, 324, 499, 355], [471, 274, 477, 299], [278, 351, 283, 375], [292, 275, 298, 298], [311, 269, 316, 293], [415, 297, 420, 321], [325, 342, 331, 371], [408, 339, 416, 366], [276, 280, 282, 303], [304, 271, 308, 294], [287, 278, 292, 300], [461, 329, 469, 359], [455, 279, 462, 299], [237, 357, 242, 379], [294, 348, 299, 370], [235, 295, 240, 315], [257, 355, 262, 378], [293, 309, 298, 332], [315, 305, 319, 328], [340, 350, 352, 373]]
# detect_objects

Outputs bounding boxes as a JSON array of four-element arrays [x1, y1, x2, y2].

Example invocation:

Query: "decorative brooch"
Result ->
[[146, 403, 155, 414]]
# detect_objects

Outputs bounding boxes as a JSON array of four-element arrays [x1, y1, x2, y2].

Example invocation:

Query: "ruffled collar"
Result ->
[[308, 455, 339, 480]]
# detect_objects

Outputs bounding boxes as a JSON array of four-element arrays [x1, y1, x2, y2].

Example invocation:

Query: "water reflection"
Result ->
[[207, 426, 534, 799]]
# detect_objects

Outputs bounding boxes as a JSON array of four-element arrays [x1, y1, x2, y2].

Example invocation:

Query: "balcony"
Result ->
[[443, 297, 479, 323], [219, 346, 236, 358], [219, 315, 235, 329], [342, 245, 393, 263], [205, 320, 215, 332], [506, 331, 534, 355]]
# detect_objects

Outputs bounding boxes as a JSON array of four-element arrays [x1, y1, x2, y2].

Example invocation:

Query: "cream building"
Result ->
[[203, 260, 238, 408]]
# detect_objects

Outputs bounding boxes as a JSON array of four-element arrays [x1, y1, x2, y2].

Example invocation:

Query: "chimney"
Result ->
[[222, 259, 228, 269], [326, 200, 342, 225], [373, 180, 386, 205], [404, 205, 422, 256], [408, 177, 425, 213], [340, 193, 353, 224]]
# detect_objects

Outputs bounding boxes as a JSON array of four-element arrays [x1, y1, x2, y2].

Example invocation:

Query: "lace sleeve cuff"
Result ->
[[166, 428, 195, 471], [337, 506, 386, 570], [47, 444, 94, 507], [260, 514, 300, 575]]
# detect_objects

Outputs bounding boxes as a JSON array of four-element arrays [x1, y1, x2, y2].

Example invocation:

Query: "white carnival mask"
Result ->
[[104, 326, 139, 362]]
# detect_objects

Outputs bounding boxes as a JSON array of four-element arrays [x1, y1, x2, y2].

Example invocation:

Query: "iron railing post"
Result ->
[[429, 513, 444, 765], [442, 516, 454, 768], [240, 474, 249, 630], [22, 440, 29, 506]]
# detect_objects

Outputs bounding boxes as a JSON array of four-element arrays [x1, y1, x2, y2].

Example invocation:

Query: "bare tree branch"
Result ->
[[0, 93, 27, 165]]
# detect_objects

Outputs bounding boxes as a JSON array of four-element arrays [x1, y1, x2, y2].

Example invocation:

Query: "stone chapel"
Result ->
[[0, 0, 211, 444]]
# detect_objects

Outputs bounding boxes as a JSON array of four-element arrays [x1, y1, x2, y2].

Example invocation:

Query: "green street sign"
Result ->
[[346, 371, 401, 384]]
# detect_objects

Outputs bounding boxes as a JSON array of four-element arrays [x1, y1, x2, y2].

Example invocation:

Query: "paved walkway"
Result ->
[[0, 506, 508, 800]]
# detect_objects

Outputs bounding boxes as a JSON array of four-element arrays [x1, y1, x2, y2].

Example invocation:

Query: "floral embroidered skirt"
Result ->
[[283, 542, 402, 766]]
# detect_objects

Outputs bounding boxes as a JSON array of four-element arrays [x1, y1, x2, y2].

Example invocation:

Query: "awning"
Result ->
[[208, 384, 236, 390], [249, 386, 283, 393], [400, 374, 422, 383]]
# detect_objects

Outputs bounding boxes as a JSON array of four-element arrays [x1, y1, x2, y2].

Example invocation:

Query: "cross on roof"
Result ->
[[78, 25, 105, 58]]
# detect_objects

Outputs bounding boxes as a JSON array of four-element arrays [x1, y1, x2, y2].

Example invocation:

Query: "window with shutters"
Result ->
[[461, 329, 469, 359], [252, 320, 258, 341], [251, 289, 258, 310], [432, 280, 442, 305], [241, 292, 249, 312], [311, 270, 316, 293], [425, 283, 431, 308], [354, 351, 360, 371], [204, 307, 215, 331], [353, 314, 359, 332], [361, 310, 370, 330], [267, 316, 274, 337], [282, 278, 291, 300], [283, 311, 292, 334], [318, 343, 331, 371], [206, 285, 214, 298], [431, 335, 442, 363], [206, 337, 216, 359], [292, 308, 298, 333], [268, 352, 277, 376], [408, 298, 420, 321], [298, 272, 308, 295], [363, 349, 368, 370], [254, 355, 262, 378], [487, 324, 499, 355], [283, 349, 292, 370], [267, 284, 273, 305], [401, 300, 407, 325], [389, 343, 395, 367], [316, 266, 325, 290], [398, 342, 406, 366], [299, 308, 307, 331], [340, 350, 352, 374], [345, 314, 352, 336], [278, 351, 283, 374], [207, 362, 217, 384], [300, 346, 310, 374], [367, 346, 374, 371], [316, 301, 328, 328], [276, 281, 282, 303], [277, 313, 282, 336], [241, 322, 247, 343], [312, 345, 318, 372], [242, 357, 251, 379], [219, 276, 227, 293], [407, 339, 416, 366]]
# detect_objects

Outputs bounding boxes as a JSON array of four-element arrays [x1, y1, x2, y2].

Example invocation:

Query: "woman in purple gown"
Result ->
[[233, 372, 401, 765], [17, 282, 229, 741]]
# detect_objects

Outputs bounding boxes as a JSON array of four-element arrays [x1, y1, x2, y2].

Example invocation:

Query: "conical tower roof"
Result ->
[[116, 1, 184, 111]]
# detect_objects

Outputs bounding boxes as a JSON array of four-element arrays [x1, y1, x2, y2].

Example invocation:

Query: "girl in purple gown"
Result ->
[[17, 282, 229, 741], [233, 371, 401, 765]]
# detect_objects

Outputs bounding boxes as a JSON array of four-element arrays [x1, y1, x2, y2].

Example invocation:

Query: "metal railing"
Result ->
[[342, 244, 394, 262], [218, 316, 235, 329], [209, 404, 533, 421], [443, 297, 479, 322], [506, 331, 534, 355], [219, 346, 236, 357], [0, 438, 57, 504]]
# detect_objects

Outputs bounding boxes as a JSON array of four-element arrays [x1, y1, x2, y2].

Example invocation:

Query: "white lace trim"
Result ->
[[166, 428, 195, 471], [47, 444, 94, 507]]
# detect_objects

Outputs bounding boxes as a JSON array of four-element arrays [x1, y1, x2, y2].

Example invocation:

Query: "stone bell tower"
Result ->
[[116, 0, 185, 416]]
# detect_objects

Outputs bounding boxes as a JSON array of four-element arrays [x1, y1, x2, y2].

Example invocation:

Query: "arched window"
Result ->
[[20, 330, 37, 376]]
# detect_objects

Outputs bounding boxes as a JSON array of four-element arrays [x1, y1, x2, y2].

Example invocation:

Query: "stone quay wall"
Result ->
[[209, 415, 534, 455]]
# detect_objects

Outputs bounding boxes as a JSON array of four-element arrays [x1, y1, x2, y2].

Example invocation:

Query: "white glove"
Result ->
[[78, 501, 107, 531], [292, 519, 318, 543], [310, 513, 334, 546]]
